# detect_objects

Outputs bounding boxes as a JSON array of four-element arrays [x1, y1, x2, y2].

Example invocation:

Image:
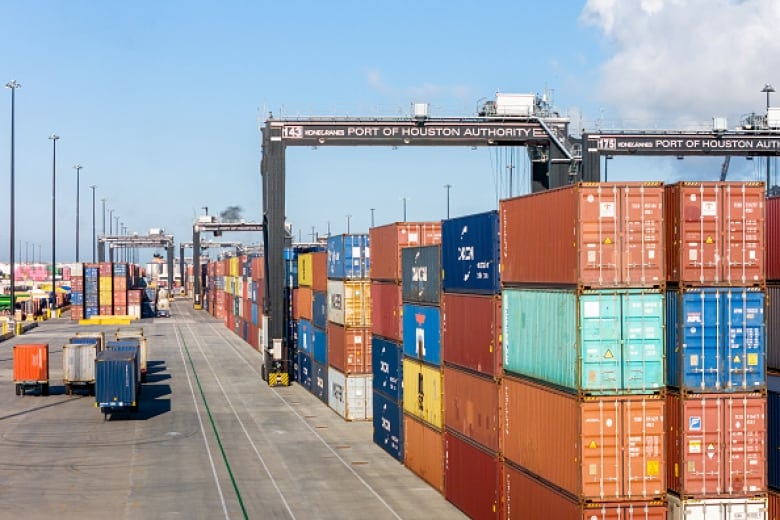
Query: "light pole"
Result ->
[[346, 214, 351, 234], [370, 208, 375, 228], [74, 164, 82, 262], [763, 84, 775, 189], [49, 133, 60, 314], [444, 184, 452, 219], [604, 155, 613, 182], [402, 197, 409, 222], [101, 198, 106, 235], [6, 80, 20, 314], [90, 185, 97, 262], [109, 209, 114, 234]]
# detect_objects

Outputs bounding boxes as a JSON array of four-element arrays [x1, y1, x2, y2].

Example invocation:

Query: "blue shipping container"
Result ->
[[297, 351, 313, 391], [402, 245, 441, 305], [251, 303, 259, 326], [297, 319, 312, 354], [441, 211, 500, 294], [312, 325, 328, 365], [402, 304, 441, 367], [106, 341, 141, 385], [95, 350, 138, 411], [667, 288, 765, 392], [372, 336, 403, 402], [768, 375, 780, 490], [71, 292, 84, 305], [327, 234, 370, 280], [85, 267, 99, 278], [311, 359, 329, 404], [86, 306, 99, 318], [372, 390, 404, 462], [312, 291, 327, 329], [502, 288, 664, 394], [284, 248, 299, 288]]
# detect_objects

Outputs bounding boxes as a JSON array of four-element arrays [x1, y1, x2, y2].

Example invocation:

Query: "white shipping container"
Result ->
[[114, 334, 148, 378], [327, 367, 372, 421], [62, 343, 97, 383], [667, 494, 767, 520], [128, 305, 141, 320], [768, 107, 780, 128], [326, 280, 371, 327], [495, 93, 535, 116]]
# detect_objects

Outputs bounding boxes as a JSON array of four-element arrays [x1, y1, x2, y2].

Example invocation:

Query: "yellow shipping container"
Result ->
[[99, 276, 113, 292], [229, 257, 239, 278], [402, 358, 443, 430], [298, 253, 313, 287]]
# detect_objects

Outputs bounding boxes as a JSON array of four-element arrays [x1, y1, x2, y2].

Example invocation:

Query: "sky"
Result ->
[[1, 0, 779, 265]]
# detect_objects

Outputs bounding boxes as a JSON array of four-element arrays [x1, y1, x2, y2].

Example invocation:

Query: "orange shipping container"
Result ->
[[404, 413, 444, 493], [503, 461, 667, 520], [443, 365, 501, 453], [369, 222, 441, 282], [502, 375, 665, 501], [13, 344, 49, 383], [665, 181, 765, 286], [770, 489, 779, 520], [312, 251, 327, 293], [370, 281, 403, 341], [327, 323, 371, 374], [500, 182, 665, 288], [293, 287, 313, 320]]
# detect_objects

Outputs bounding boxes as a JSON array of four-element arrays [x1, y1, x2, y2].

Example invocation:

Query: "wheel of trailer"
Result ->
[[41, 384, 49, 396], [15, 384, 21, 396], [89, 384, 95, 396], [64, 384, 71, 396]]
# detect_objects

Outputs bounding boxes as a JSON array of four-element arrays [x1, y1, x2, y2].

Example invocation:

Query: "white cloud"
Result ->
[[581, 0, 780, 128]]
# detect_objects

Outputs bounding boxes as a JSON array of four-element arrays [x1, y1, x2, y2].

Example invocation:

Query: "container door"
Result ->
[[723, 184, 765, 285], [580, 292, 622, 393], [682, 396, 723, 495], [580, 398, 622, 500], [722, 289, 765, 391], [679, 184, 721, 285], [681, 290, 722, 391], [578, 185, 621, 287], [723, 395, 766, 494], [622, 184, 665, 287], [622, 291, 664, 392], [622, 396, 665, 498]]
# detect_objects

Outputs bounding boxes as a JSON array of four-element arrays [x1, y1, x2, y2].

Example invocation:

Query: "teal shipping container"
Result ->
[[503, 288, 664, 394]]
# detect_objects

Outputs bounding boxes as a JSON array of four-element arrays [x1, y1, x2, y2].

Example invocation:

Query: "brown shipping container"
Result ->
[[665, 181, 765, 286], [71, 276, 83, 291], [370, 222, 441, 282], [99, 262, 112, 276], [770, 489, 779, 520], [444, 431, 501, 520], [370, 281, 403, 341], [666, 391, 766, 496], [441, 293, 501, 378], [503, 462, 668, 520], [769, 196, 780, 281], [312, 251, 328, 293], [443, 366, 500, 452], [127, 289, 142, 304], [502, 376, 665, 501], [71, 306, 84, 321], [327, 323, 371, 374], [500, 182, 664, 288], [768, 284, 780, 372], [114, 305, 127, 316], [404, 414, 445, 493], [293, 287, 313, 320], [100, 305, 113, 316], [13, 344, 49, 382], [251, 257, 264, 280]]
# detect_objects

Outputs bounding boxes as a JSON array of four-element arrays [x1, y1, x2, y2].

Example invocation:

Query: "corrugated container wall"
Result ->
[[666, 287, 766, 392], [769, 196, 780, 281], [312, 326, 327, 366], [403, 304, 441, 367], [298, 253, 313, 287], [770, 489, 779, 520], [503, 288, 664, 394], [402, 358, 443, 430], [373, 391, 404, 462], [370, 281, 403, 341], [370, 222, 441, 282], [312, 291, 327, 329], [500, 182, 665, 288], [372, 336, 403, 402], [442, 293, 502, 378], [327, 234, 370, 280], [328, 368, 372, 421], [666, 391, 766, 496], [311, 251, 327, 293], [401, 245, 441, 304], [95, 350, 138, 409], [297, 351, 312, 392], [13, 344, 49, 382], [62, 343, 97, 383], [443, 366, 501, 452], [441, 210, 500, 294], [327, 323, 370, 374], [667, 494, 768, 520], [502, 376, 666, 501], [327, 280, 371, 327], [311, 359, 328, 404], [404, 414, 444, 493], [768, 284, 780, 372], [769, 375, 780, 491], [444, 431, 501, 520], [665, 181, 765, 286]]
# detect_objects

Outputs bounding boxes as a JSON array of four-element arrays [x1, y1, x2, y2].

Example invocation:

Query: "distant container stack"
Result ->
[[70, 266, 84, 321], [98, 262, 113, 316], [767, 195, 780, 374], [297, 250, 330, 404], [84, 264, 100, 318]]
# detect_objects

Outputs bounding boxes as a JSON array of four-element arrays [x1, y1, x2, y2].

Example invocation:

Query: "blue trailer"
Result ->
[[95, 349, 139, 420]]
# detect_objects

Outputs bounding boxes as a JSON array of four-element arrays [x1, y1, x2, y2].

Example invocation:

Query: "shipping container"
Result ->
[[327, 234, 370, 280], [441, 211, 500, 294], [373, 390, 404, 462], [328, 368, 372, 421], [667, 287, 766, 392], [769, 196, 780, 281], [370, 281, 403, 341], [667, 391, 766, 497], [665, 181, 765, 286], [284, 248, 299, 288], [372, 336, 403, 402], [108, 338, 148, 382], [95, 349, 138, 418], [404, 414, 445, 493], [443, 366, 500, 453], [297, 319, 312, 355], [770, 489, 779, 520], [503, 288, 664, 394], [401, 245, 441, 304], [503, 462, 667, 520], [327, 280, 371, 327], [293, 287, 313, 320], [297, 351, 312, 392], [312, 291, 327, 329], [667, 493, 768, 520], [311, 359, 328, 404], [13, 343, 50, 395], [327, 323, 370, 374], [768, 284, 780, 372], [502, 376, 665, 501], [312, 325, 327, 366], [298, 253, 314, 286], [770, 376, 780, 491], [311, 251, 328, 293], [402, 358, 443, 430], [72, 331, 105, 352], [62, 342, 97, 394], [442, 293, 501, 378], [402, 303, 441, 367], [444, 431, 501, 519], [370, 222, 442, 282], [500, 182, 665, 287]]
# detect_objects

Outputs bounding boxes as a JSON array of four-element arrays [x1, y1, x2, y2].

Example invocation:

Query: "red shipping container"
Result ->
[[502, 376, 665, 501], [370, 222, 442, 282], [500, 182, 665, 288], [667, 391, 766, 497], [370, 281, 403, 341], [442, 293, 501, 378], [443, 366, 500, 453], [71, 306, 84, 321], [503, 462, 667, 520], [215, 260, 225, 277], [251, 257, 265, 280], [404, 413, 444, 493], [71, 276, 83, 291], [99, 262, 112, 276], [13, 344, 49, 383], [128, 290, 143, 304], [769, 196, 780, 281], [665, 181, 765, 286], [444, 431, 501, 520], [293, 287, 313, 320], [113, 305, 128, 316], [327, 323, 371, 374], [99, 305, 113, 316], [113, 291, 127, 306], [312, 251, 328, 293], [770, 489, 779, 520]]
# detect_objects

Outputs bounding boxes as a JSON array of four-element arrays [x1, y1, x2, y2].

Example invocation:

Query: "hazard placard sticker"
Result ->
[[647, 460, 659, 476], [688, 440, 702, 453]]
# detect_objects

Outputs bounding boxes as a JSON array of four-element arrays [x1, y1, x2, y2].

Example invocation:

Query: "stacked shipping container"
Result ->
[[770, 195, 780, 511]]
